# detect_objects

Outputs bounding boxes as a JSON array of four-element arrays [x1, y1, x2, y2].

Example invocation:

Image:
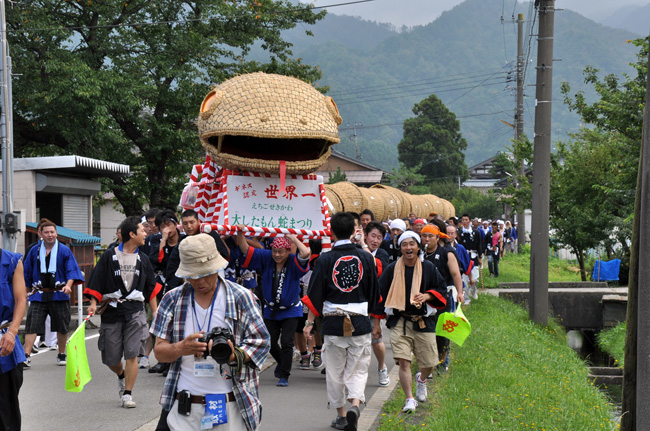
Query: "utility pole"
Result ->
[[621, 25, 650, 431], [0, 0, 16, 252], [515, 12, 526, 252], [529, 0, 554, 326], [348, 122, 362, 160]]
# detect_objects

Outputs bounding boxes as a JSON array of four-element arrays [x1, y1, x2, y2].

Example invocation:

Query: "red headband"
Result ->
[[270, 237, 292, 250]]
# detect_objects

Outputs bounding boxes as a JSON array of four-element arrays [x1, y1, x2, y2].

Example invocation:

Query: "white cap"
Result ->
[[389, 219, 406, 232]]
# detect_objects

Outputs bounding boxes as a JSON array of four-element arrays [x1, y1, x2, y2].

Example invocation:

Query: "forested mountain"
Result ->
[[599, 3, 650, 36], [251, 0, 639, 170]]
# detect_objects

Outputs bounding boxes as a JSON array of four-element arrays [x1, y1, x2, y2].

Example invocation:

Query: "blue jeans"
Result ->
[[487, 254, 499, 277]]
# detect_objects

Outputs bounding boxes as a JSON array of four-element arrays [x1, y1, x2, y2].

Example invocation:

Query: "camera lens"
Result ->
[[211, 336, 232, 364]]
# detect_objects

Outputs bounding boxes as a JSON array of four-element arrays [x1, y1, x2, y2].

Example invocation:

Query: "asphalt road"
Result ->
[[20, 322, 396, 431]]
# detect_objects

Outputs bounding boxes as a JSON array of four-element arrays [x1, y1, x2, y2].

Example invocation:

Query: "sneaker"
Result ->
[[276, 378, 289, 387], [121, 394, 136, 408], [117, 376, 126, 398], [299, 353, 311, 370], [330, 416, 348, 430], [345, 406, 360, 431], [31, 345, 40, 354], [24, 356, 31, 368], [415, 372, 427, 402], [48, 344, 58, 351], [138, 356, 149, 369], [148, 362, 166, 374], [312, 349, 323, 368], [57, 353, 67, 366], [471, 286, 478, 300], [378, 367, 390, 386], [38, 341, 48, 348], [402, 397, 418, 413]]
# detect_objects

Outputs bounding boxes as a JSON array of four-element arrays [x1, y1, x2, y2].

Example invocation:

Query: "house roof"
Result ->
[[3, 155, 129, 178], [329, 150, 386, 172], [26, 222, 102, 245]]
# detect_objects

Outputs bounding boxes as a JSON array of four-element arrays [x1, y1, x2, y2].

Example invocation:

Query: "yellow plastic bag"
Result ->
[[435, 303, 471, 346]]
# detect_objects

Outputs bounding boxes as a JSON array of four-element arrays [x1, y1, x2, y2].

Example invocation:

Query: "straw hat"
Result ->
[[176, 234, 228, 279], [197, 72, 343, 174]]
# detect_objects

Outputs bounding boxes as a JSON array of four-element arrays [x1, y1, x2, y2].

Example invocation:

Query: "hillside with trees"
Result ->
[[261, 0, 639, 171]]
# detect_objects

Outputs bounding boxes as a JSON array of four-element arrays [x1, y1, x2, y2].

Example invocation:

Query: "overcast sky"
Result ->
[[322, 0, 649, 28]]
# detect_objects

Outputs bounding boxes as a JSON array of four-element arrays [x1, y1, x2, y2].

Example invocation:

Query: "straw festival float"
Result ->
[[183, 72, 455, 242]]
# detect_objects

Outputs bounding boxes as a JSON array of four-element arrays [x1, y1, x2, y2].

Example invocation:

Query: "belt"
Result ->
[[175, 391, 236, 405], [324, 309, 364, 337], [40, 288, 63, 292], [400, 313, 427, 329]]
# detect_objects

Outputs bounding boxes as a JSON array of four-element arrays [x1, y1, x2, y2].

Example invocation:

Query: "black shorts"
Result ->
[[295, 313, 322, 334], [25, 300, 70, 334]]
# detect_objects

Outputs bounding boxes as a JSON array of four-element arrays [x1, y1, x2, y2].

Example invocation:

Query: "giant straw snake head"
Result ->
[[197, 72, 342, 174]]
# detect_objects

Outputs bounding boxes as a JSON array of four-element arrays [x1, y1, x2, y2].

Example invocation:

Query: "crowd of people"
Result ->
[[0, 206, 520, 431]]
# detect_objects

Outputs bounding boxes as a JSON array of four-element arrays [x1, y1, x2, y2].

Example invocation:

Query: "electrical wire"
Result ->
[[337, 79, 507, 107], [333, 73, 507, 103], [337, 110, 510, 131], [327, 67, 508, 98]]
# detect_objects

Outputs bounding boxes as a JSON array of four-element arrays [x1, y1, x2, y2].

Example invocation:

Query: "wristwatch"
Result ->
[[361, 244, 369, 249], [304, 321, 314, 327]]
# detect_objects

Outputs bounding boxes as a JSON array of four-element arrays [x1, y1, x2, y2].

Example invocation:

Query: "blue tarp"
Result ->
[[592, 259, 621, 281]]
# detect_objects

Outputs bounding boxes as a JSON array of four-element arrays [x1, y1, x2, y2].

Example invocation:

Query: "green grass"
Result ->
[[480, 246, 583, 289], [376, 295, 620, 431], [597, 323, 626, 368]]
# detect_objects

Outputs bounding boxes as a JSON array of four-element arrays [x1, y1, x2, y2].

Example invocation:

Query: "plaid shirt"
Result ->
[[151, 276, 270, 431]]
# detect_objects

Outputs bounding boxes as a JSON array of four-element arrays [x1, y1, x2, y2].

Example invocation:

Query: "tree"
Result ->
[[560, 38, 648, 253], [327, 167, 347, 184], [451, 187, 501, 220], [7, 1, 325, 215], [397, 94, 469, 183], [549, 129, 616, 281], [493, 135, 533, 226], [385, 163, 426, 193]]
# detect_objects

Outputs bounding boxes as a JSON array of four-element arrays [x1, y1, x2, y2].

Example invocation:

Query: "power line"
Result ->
[[9, 0, 377, 33], [333, 73, 507, 103], [337, 80, 507, 107], [338, 110, 510, 132], [446, 64, 512, 107], [327, 67, 508, 98]]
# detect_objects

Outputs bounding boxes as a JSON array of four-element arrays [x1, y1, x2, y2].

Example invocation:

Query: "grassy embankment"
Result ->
[[375, 250, 620, 431], [597, 323, 626, 367], [479, 246, 583, 289]]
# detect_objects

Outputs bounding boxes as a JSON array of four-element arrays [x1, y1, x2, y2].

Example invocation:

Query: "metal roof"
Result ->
[[462, 179, 500, 188], [3, 155, 129, 178], [26, 222, 102, 245], [314, 170, 384, 184]]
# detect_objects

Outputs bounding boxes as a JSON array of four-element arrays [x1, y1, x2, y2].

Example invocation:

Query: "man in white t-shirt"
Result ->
[[85, 216, 159, 408]]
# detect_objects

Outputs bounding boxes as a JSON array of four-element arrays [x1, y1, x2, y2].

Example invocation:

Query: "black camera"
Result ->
[[199, 326, 235, 364]]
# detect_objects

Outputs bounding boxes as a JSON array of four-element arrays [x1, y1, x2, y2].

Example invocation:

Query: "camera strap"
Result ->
[[191, 279, 220, 333]]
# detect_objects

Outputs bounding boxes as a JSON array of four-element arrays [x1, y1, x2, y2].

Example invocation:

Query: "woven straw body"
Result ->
[[324, 182, 456, 220], [358, 187, 386, 222], [197, 72, 342, 174], [328, 182, 367, 214], [324, 185, 344, 214]]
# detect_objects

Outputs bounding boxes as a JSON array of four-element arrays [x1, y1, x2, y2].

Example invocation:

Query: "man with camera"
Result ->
[[85, 216, 159, 408], [152, 233, 270, 431]]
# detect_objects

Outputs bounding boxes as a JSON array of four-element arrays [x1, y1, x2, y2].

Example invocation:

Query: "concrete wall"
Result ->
[[98, 195, 125, 247], [0, 170, 37, 252]]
